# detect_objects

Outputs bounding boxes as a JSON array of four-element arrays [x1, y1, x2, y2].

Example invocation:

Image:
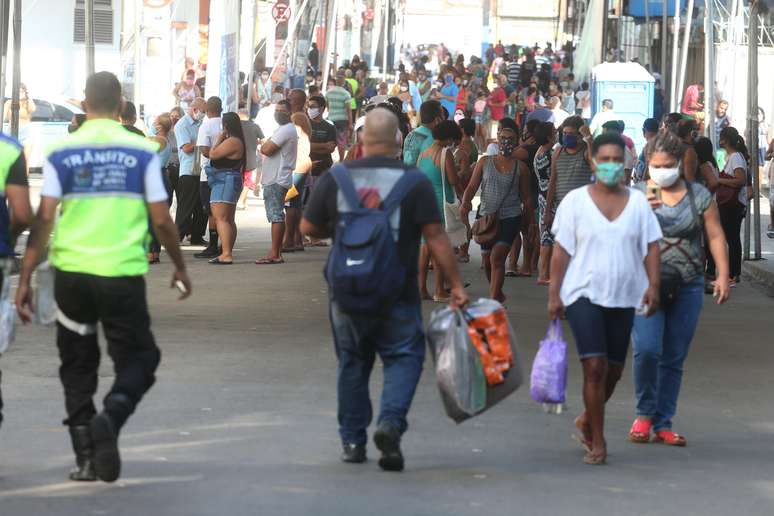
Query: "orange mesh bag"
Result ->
[[465, 308, 513, 385]]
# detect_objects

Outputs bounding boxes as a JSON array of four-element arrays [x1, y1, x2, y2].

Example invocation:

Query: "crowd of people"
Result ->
[[0, 37, 765, 482]]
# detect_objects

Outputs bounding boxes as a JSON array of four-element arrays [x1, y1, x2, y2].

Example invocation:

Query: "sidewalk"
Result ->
[[741, 192, 774, 292]]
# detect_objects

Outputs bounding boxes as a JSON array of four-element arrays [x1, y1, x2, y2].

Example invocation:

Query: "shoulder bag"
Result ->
[[659, 185, 703, 306], [471, 157, 517, 247], [440, 148, 467, 246]]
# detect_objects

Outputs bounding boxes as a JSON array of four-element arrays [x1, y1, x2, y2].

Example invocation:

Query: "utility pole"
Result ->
[[0, 0, 9, 128], [676, 0, 694, 110], [85, 0, 95, 76], [644, 0, 650, 66], [704, 0, 715, 143], [382, 0, 388, 80], [670, 0, 680, 111], [9, 0, 20, 139], [661, 0, 668, 76], [745, 0, 761, 260], [245, 0, 257, 119]]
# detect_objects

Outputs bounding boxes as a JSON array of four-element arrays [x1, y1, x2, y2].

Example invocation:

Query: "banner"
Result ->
[[207, 0, 241, 112]]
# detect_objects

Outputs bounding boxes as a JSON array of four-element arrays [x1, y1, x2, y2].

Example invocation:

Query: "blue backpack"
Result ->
[[326, 165, 423, 315]]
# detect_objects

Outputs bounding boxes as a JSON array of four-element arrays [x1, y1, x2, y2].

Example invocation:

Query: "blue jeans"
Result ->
[[632, 276, 704, 431], [329, 301, 426, 445]]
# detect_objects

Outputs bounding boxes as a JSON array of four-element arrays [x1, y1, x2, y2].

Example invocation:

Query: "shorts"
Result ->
[[199, 181, 212, 216], [287, 172, 307, 210], [208, 169, 242, 204], [334, 120, 350, 147], [263, 183, 288, 224], [565, 297, 635, 365], [480, 215, 522, 252], [243, 169, 256, 189]]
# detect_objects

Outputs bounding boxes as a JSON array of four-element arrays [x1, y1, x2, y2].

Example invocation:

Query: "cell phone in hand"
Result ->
[[647, 184, 661, 201]]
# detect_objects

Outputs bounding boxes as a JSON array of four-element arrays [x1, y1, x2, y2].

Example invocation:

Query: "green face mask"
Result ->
[[595, 161, 624, 186]]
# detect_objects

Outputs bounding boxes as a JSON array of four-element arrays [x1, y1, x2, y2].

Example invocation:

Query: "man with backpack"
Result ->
[[301, 107, 468, 472]]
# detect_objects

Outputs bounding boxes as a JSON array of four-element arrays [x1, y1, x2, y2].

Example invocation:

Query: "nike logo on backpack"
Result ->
[[346, 259, 365, 267]]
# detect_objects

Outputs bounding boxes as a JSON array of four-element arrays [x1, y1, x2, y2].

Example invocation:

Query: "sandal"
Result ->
[[653, 430, 687, 447], [255, 258, 285, 265], [628, 418, 653, 443], [505, 269, 517, 277], [573, 416, 592, 452], [583, 451, 607, 465]]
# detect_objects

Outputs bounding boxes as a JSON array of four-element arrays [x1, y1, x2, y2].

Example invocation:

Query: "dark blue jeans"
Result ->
[[632, 276, 704, 431], [329, 301, 426, 446]]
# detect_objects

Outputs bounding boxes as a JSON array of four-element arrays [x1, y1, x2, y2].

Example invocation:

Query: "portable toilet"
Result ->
[[590, 62, 655, 153]]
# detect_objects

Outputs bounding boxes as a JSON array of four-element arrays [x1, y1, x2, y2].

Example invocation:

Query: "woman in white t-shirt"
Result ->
[[548, 133, 662, 465], [715, 127, 749, 284]]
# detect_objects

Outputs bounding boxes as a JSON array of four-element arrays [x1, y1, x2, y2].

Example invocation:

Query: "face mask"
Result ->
[[195, 111, 205, 122], [595, 161, 625, 186], [650, 165, 681, 187], [261, 74, 269, 81], [499, 138, 516, 157], [148, 124, 158, 136], [400, 85, 408, 92], [563, 133, 578, 149], [308, 107, 321, 119], [274, 111, 291, 125], [419, 76, 426, 82], [445, 75, 453, 84]]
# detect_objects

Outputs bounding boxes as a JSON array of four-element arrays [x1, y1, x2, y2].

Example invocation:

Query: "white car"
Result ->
[[3, 97, 84, 173]]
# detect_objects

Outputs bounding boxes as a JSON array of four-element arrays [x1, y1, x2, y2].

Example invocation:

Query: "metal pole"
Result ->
[[133, 1, 142, 107], [601, 0, 608, 62], [670, 0, 680, 112], [748, 0, 761, 259], [9, 0, 20, 139], [704, 0, 715, 141], [661, 0, 668, 76], [676, 0, 693, 110], [322, 0, 337, 92], [0, 0, 8, 128], [382, 0, 388, 80], [245, 0, 257, 118], [644, 0, 650, 66], [85, 0, 95, 76]]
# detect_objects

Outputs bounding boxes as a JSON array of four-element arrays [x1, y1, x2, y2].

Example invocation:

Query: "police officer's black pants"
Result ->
[[54, 271, 161, 430], [175, 175, 207, 241]]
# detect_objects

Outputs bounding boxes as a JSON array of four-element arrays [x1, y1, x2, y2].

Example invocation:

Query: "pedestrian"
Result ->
[[147, 113, 173, 264], [674, 118, 699, 182], [0, 132, 32, 433], [461, 123, 534, 303], [325, 75, 353, 161], [15, 71, 192, 483], [486, 76, 508, 141], [694, 136, 720, 192], [403, 100, 444, 167], [256, 69, 273, 109], [256, 99, 297, 265], [629, 129, 731, 447], [633, 118, 660, 184], [308, 42, 320, 75], [589, 99, 616, 137], [195, 96, 224, 259], [166, 106, 185, 203], [300, 107, 468, 471], [120, 101, 144, 137], [532, 121, 556, 285], [237, 108, 264, 210], [455, 118, 479, 264], [548, 132, 662, 465], [283, 110, 312, 253], [713, 127, 749, 285], [207, 112, 246, 265], [173, 69, 201, 110], [174, 97, 208, 246], [417, 120, 463, 302]]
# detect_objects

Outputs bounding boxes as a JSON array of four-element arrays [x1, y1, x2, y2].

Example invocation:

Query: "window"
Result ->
[[73, 0, 114, 44], [30, 100, 54, 122], [52, 103, 76, 123]]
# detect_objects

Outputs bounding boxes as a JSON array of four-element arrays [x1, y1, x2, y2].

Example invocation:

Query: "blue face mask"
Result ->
[[563, 133, 578, 149], [147, 124, 157, 137], [595, 161, 625, 186]]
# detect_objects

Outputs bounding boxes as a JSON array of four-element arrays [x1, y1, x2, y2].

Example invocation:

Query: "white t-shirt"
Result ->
[[552, 108, 570, 129], [723, 151, 748, 206], [261, 122, 297, 188], [197, 116, 222, 181], [589, 110, 618, 137], [576, 90, 591, 119], [552, 186, 663, 309]]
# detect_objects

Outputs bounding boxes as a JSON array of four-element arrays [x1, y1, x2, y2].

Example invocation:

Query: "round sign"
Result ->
[[272, 3, 291, 23]]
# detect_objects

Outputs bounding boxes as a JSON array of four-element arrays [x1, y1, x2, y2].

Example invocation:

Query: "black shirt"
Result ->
[[303, 157, 441, 304], [7, 153, 27, 187], [309, 118, 337, 176], [523, 143, 540, 206], [123, 124, 145, 137]]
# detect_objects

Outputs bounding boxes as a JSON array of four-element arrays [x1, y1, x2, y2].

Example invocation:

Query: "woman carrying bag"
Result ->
[[629, 130, 731, 447], [417, 121, 464, 302], [461, 125, 533, 304]]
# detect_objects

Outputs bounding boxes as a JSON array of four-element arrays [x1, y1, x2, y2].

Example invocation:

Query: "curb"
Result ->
[[742, 259, 774, 295]]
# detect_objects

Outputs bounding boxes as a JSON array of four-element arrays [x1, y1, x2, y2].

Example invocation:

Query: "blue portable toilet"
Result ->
[[590, 62, 655, 152]]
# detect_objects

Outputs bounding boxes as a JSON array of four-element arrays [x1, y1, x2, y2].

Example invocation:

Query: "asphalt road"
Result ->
[[1, 200, 773, 516]]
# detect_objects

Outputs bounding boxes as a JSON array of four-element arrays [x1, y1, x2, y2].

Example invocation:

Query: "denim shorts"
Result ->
[[334, 120, 349, 147], [565, 297, 635, 365], [263, 183, 288, 223], [208, 169, 242, 204], [480, 215, 522, 252]]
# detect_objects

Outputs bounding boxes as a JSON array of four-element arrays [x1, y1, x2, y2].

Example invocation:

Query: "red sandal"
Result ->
[[653, 430, 687, 447], [628, 419, 652, 443]]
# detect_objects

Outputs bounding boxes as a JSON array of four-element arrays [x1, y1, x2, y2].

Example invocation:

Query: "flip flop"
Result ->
[[255, 258, 285, 265], [583, 451, 607, 465], [505, 270, 517, 277], [457, 255, 470, 263], [208, 258, 234, 265]]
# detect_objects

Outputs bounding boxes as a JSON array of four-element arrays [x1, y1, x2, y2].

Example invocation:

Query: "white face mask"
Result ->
[[308, 107, 321, 119], [649, 165, 681, 187], [194, 111, 205, 122]]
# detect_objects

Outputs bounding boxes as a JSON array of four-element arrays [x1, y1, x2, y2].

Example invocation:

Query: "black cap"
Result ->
[[642, 117, 659, 133]]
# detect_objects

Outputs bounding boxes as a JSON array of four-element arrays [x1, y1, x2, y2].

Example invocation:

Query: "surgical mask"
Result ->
[[563, 133, 578, 149], [194, 111, 205, 122], [400, 85, 408, 92], [594, 161, 625, 186], [274, 111, 291, 125], [499, 138, 516, 157], [308, 107, 321, 119], [649, 165, 681, 187], [148, 124, 158, 136]]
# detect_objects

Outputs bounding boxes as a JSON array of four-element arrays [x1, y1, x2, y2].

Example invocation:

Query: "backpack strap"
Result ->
[[381, 171, 423, 215], [330, 164, 364, 212]]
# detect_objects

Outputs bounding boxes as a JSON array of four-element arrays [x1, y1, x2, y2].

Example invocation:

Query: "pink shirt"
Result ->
[[681, 85, 701, 115]]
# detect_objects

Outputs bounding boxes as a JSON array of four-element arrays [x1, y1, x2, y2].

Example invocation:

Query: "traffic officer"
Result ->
[[16, 71, 192, 483], [0, 133, 32, 432]]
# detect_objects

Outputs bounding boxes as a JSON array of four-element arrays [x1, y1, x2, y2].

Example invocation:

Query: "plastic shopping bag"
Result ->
[[428, 299, 523, 423], [530, 320, 568, 405], [0, 260, 16, 354], [34, 261, 57, 326]]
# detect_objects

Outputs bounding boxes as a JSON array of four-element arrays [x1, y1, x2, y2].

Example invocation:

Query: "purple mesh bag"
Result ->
[[530, 320, 568, 404]]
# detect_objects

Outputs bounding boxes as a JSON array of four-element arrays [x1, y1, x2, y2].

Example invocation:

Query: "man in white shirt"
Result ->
[[548, 96, 570, 129], [256, 99, 297, 264], [195, 96, 223, 258], [589, 98, 617, 137]]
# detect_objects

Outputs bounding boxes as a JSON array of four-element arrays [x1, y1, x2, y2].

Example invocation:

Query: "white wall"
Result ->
[[12, 0, 121, 100]]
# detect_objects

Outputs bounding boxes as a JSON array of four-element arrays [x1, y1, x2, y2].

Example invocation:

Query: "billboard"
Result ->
[[207, 0, 240, 112]]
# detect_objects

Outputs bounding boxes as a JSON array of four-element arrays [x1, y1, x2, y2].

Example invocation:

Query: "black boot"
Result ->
[[68, 425, 97, 481], [90, 412, 121, 483]]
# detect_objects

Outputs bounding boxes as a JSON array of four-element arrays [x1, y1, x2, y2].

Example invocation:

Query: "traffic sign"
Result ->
[[272, 2, 291, 23]]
